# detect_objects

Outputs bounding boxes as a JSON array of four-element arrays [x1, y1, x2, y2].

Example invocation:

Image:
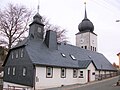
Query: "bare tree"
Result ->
[[42, 17, 68, 43], [0, 3, 32, 50], [0, 3, 68, 50]]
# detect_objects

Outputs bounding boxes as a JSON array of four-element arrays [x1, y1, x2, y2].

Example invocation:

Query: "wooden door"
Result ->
[[88, 70, 90, 82]]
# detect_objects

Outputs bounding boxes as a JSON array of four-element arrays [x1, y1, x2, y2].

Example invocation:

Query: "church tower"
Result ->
[[29, 3, 45, 40], [76, 2, 97, 52]]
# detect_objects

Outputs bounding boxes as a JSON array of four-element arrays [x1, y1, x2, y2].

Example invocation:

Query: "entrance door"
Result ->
[[88, 70, 90, 82]]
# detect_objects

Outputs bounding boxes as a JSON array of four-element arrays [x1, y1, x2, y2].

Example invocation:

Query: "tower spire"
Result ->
[[37, 0, 40, 13], [84, 2, 87, 19]]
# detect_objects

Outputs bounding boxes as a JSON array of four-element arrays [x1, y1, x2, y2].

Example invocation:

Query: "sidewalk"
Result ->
[[44, 76, 119, 90]]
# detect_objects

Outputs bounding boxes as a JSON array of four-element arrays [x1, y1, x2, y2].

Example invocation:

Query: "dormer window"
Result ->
[[61, 53, 66, 57], [70, 54, 76, 60]]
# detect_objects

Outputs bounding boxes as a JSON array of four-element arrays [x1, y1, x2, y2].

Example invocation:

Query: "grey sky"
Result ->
[[1, 0, 120, 65]]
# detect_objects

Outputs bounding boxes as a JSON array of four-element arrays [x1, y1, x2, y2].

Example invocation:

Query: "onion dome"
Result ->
[[78, 3, 94, 32], [33, 13, 42, 24]]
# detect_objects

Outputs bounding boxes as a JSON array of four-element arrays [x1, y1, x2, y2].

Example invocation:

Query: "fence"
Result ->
[[95, 72, 119, 80]]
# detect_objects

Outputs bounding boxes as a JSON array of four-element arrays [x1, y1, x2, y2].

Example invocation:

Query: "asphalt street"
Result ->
[[45, 76, 120, 90], [69, 76, 120, 90]]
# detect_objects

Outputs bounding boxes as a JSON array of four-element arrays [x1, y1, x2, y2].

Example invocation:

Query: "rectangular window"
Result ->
[[8, 67, 10, 75], [46, 67, 53, 78], [16, 51, 18, 58], [61, 68, 66, 78], [73, 69, 78, 78], [11, 52, 14, 59], [80, 71, 83, 78], [13, 67, 16, 75], [21, 49, 24, 57], [85, 46, 87, 49], [23, 67, 26, 76]]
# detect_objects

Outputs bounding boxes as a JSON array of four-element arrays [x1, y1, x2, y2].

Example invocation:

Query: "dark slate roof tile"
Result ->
[[78, 60, 92, 69], [10, 38, 116, 71]]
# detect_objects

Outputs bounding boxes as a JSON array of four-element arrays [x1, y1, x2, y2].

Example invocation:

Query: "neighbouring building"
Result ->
[[117, 53, 120, 69], [3, 3, 116, 90]]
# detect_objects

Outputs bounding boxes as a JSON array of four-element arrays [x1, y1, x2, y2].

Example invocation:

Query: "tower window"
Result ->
[[95, 47, 96, 51], [81, 46, 83, 48], [91, 46, 92, 51], [93, 47, 94, 51], [85, 46, 87, 49]]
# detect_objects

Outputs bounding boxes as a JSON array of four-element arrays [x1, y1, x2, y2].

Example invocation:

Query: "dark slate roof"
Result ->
[[78, 60, 93, 69], [6, 38, 116, 71], [14, 39, 116, 71]]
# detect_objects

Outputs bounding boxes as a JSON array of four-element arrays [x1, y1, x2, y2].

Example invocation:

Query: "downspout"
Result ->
[[33, 65, 36, 90]]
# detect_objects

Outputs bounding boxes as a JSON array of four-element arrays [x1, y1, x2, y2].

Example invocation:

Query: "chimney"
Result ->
[[44, 30, 58, 50]]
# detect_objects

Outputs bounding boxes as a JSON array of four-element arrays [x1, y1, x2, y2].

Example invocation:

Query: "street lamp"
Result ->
[[116, 20, 120, 22]]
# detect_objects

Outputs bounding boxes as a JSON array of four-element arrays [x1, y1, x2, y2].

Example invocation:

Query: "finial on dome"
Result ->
[[84, 1, 87, 19], [78, 1, 94, 32]]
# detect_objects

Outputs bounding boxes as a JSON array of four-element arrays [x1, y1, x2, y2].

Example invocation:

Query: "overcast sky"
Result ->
[[1, 0, 120, 65]]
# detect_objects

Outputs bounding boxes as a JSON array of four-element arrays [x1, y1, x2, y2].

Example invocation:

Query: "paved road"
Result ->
[[69, 76, 120, 90], [45, 76, 120, 90]]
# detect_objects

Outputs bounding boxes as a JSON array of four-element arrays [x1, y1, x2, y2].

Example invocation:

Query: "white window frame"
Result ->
[[11, 52, 14, 59], [16, 51, 18, 58], [13, 67, 16, 75], [23, 67, 26, 76], [8, 67, 10, 75], [46, 67, 53, 78], [73, 69, 78, 78], [21, 49, 24, 57], [80, 71, 83, 78], [61, 68, 66, 78]]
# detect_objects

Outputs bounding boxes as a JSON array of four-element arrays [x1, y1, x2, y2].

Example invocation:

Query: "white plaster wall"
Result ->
[[75, 62, 96, 84], [76, 32, 90, 48], [87, 63, 96, 81], [76, 32, 97, 51], [3, 82, 33, 90], [78, 69, 87, 84], [35, 66, 79, 89], [90, 33, 97, 51]]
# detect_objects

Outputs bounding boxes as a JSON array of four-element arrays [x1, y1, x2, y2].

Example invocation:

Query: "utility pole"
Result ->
[[116, 20, 120, 85]]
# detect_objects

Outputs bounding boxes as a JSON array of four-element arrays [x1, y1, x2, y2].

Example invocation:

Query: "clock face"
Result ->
[[80, 38, 84, 43], [92, 40, 95, 44], [37, 27, 41, 33]]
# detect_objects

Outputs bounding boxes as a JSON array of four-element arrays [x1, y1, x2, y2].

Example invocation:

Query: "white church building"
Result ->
[[3, 3, 116, 90]]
